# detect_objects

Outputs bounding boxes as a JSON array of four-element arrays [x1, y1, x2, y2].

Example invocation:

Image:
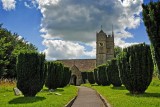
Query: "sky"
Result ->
[[0, 0, 158, 60]]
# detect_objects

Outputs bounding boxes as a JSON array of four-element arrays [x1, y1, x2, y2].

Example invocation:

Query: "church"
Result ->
[[58, 29, 114, 85]]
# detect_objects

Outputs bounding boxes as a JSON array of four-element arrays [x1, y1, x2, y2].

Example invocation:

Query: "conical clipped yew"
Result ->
[[150, 44, 159, 76], [16, 52, 46, 97], [97, 64, 110, 86], [87, 72, 95, 84], [45, 61, 63, 89], [107, 59, 122, 87], [94, 68, 101, 85], [60, 67, 71, 87], [118, 43, 153, 94], [81, 72, 87, 83], [142, 1, 160, 74]]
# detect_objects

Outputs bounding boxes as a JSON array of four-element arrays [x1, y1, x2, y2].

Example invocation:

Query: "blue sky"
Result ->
[[0, 0, 44, 51], [0, 0, 158, 59]]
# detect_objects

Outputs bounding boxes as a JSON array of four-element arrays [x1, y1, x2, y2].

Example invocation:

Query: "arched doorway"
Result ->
[[70, 65, 82, 86], [71, 75, 77, 85]]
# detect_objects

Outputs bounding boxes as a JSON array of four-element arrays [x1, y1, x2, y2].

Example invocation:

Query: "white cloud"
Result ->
[[33, 0, 143, 59], [36, 0, 142, 41], [24, 2, 31, 8], [43, 39, 96, 60], [24, 0, 37, 9], [1, 0, 16, 11], [42, 39, 83, 59], [115, 38, 139, 48]]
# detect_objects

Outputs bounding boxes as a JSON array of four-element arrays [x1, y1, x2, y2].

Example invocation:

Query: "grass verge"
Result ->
[[83, 78, 160, 107], [0, 82, 78, 107]]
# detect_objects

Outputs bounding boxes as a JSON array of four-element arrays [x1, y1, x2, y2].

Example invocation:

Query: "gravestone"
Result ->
[[13, 87, 21, 96]]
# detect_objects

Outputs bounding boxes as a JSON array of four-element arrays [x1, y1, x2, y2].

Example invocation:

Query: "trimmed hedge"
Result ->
[[60, 67, 71, 87], [107, 59, 122, 87], [45, 61, 63, 89], [142, 1, 160, 74], [118, 43, 153, 94], [94, 68, 101, 85], [81, 72, 87, 83], [87, 72, 95, 84], [97, 64, 110, 86], [16, 52, 46, 97]]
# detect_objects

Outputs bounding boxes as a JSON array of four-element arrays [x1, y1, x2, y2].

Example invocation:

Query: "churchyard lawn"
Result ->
[[0, 81, 78, 107], [83, 77, 160, 107]]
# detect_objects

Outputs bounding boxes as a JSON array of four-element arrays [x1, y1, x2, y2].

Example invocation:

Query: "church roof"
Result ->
[[57, 59, 96, 72]]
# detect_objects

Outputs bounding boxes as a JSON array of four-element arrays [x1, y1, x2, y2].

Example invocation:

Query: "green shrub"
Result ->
[[81, 72, 87, 83], [94, 68, 101, 85], [87, 72, 95, 84], [45, 61, 63, 89], [107, 59, 122, 87], [118, 43, 153, 94], [16, 52, 46, 97], [60, 67, 71, 87], [98, 64, 110, 86], [142, 1, 160, 74]]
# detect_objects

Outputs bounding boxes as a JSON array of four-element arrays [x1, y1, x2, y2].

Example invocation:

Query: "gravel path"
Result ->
[[71, 86, 106, 107]]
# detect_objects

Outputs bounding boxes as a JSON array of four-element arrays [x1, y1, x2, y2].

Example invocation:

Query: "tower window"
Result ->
[[99, 43, 103, 46]]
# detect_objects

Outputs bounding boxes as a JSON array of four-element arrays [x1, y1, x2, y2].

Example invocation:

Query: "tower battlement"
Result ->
[[106, 34, 114, 38]]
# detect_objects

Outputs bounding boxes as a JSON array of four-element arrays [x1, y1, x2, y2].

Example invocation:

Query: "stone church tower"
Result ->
[[96, 28, 114, 66], [59, 27, 115, 85]]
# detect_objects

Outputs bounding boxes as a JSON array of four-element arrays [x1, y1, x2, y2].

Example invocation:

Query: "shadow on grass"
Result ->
[[91, 84, 99, 86], [9, 96, 46, 104], [41, 88, 64, 92], [41, 89, 49, 92], [111, 86, 126, 90], [126, 92, 160, 98], [55, 88, 64, 92]]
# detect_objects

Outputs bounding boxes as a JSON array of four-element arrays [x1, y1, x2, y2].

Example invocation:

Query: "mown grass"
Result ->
[[83, 78, 160, 107], [0, 81, 78, 107]]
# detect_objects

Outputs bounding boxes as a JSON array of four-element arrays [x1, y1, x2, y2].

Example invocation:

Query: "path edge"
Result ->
[[65, 96, 77, 107], [65, 88, 79, 107], [96, 91, 112, 107]]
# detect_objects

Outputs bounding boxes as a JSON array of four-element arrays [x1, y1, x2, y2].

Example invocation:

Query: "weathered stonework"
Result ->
[[58, 29, 114, 85], [96, 30, 114, 66], [70, 65, 82, 86], [58, 59, 96, 85]]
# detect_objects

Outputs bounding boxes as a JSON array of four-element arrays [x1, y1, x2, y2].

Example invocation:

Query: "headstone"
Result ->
[[49, 89, 54, 92], [13, 87, 21, 96]]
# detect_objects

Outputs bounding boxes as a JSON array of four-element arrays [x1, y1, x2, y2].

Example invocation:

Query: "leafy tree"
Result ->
[[0, 37, 10, 77], [0, 25, 37, 78], [142, 1, 160, 75]]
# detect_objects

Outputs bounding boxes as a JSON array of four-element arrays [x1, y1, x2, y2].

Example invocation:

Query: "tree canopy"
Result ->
[[0, 24, 37, 78]]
